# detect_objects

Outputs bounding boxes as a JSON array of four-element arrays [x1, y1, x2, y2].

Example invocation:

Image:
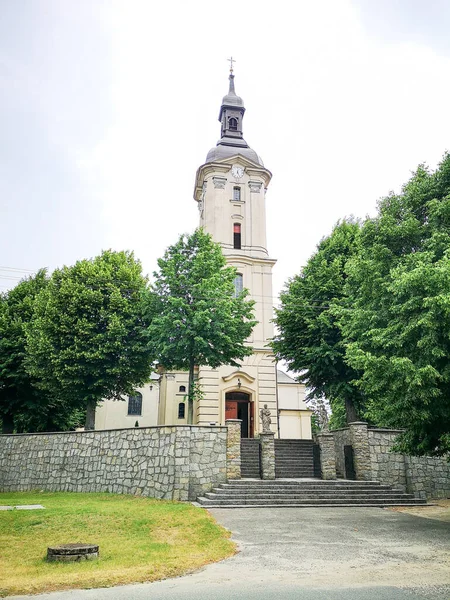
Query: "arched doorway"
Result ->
[[225, 391, 253, 438]]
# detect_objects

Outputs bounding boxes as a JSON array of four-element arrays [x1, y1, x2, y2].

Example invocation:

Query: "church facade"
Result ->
[[96, 70, 312, 439]]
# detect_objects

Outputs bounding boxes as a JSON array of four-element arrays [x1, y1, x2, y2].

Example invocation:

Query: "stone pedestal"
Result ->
[[226, 420, 242, 480], [316, 433, 337, 480], [349, 422, 372, 481], [260, 432, 275, 480]]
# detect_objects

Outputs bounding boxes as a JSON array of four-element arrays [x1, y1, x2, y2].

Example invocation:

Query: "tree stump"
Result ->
[[47, 543, 99, 562]]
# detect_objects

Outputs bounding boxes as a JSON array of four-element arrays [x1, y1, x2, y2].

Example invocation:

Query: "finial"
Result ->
[[227, 56, 236, 74]]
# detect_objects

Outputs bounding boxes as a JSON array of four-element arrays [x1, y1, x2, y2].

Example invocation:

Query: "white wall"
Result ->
[[95, 384, 159, 430]]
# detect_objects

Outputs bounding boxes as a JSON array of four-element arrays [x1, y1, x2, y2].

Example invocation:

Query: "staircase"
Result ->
[[240, 439, 261, 478], [275, 439, 315, 478], [197, 479, 427, 508]]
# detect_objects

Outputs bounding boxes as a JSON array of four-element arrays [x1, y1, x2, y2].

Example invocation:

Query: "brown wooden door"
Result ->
[[225, 401, 238, 420]]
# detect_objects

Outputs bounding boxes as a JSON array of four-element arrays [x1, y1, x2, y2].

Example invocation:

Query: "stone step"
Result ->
[[197, 501, 425, 508], [205, 491, 418, 500], [221, 480, 384, 486], [198, 497, 424, 507], [219, 484, 396, 492]]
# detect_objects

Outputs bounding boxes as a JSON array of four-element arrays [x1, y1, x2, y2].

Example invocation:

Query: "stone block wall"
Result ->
[[367, 429, 450, 499], [368, 429, 407, 492], [0, 426, 227, 502], [332, 428, 351, 478]]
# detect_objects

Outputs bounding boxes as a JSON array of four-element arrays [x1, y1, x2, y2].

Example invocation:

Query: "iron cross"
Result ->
[[228, 56, 236, 73]]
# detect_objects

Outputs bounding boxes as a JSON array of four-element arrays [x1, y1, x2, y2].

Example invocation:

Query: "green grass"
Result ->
[[0, 492, 235, 597]]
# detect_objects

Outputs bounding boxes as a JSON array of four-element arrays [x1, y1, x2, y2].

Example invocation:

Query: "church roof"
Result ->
[[277, 370, 300, 384]]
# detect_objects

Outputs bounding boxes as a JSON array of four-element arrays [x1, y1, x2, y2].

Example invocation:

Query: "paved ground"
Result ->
[[7, 507, 450, 600]]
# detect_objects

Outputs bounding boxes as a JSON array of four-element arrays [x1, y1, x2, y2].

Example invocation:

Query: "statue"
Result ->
[[260, 404, 272, 433]]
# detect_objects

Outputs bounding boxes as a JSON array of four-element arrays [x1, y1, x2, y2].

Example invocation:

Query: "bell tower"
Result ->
[[192, 65, 278, 436]]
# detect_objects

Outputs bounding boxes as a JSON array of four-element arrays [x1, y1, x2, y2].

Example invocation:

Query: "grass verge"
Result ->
[[0, 491, 235, 597]]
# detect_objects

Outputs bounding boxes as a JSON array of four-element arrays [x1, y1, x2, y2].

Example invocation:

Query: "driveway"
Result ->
[[8, 507, 450, 600]]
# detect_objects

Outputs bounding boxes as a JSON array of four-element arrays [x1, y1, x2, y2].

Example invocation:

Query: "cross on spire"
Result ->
[[227, 56, 236, 73]]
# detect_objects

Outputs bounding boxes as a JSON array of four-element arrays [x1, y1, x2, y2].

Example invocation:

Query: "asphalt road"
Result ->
[[7, 507, 450, 600]]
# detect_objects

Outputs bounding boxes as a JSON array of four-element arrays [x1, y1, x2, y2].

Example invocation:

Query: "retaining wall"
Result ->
[[0, 425, 227, 501]]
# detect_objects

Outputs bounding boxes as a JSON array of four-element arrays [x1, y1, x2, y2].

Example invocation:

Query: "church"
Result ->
[[96, 66, 312, 440]]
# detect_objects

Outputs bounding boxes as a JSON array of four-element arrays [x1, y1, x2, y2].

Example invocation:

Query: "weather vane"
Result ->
[[227, 56, 236, 74]]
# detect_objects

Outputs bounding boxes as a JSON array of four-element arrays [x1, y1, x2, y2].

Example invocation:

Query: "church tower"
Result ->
[[192, 66, 278, 436]]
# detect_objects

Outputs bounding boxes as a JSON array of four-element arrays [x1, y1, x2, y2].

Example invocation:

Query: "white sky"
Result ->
[[1, 0, 450, 301]]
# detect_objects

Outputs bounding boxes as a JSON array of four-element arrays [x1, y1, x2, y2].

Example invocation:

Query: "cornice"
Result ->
[[194, 155, 272, 200]]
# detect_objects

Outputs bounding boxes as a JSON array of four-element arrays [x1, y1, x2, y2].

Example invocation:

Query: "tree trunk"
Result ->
[[2, 413, 14, 434], [85, 401, 96, 430], [188, 358, 195, 425], [345, 397, 359, 424]]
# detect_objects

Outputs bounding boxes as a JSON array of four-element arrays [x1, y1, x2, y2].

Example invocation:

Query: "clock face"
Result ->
[[231, 166, 244, 179]]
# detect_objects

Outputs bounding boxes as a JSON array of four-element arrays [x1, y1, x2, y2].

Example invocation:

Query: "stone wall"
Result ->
[[368, 429, 407, 492], [368, 429, 450, 499], [0, 426, 227, 502], [332, 428, 351, 478]]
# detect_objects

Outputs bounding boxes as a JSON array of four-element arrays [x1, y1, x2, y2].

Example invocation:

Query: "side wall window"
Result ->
[[128, 393, 142, 416], [233, 273, 243, 298], [233, 187, 241, 201], [179, 385, 186, 393], [178, 403, 186, 419], [233, 223, 241, 249]]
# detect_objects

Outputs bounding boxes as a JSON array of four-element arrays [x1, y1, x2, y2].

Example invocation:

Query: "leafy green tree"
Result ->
[[343, 154, 450, 455], [272, 220, 363, 426], [26, 250, 154, 430], [0, 271, 49, 433], [148, 229, 257, 423]]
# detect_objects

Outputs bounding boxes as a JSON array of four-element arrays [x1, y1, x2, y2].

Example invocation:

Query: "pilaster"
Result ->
[[260, 432, 275, 480], [316, 433, 337, 480], [349, 422, 372, 481], [226, 420, 242, 480]]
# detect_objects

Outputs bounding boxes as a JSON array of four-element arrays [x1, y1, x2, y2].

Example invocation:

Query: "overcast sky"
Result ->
[[1, 0, 450, 300]]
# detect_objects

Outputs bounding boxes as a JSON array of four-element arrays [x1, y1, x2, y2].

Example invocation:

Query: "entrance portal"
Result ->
[[225, 392, 253, 438]]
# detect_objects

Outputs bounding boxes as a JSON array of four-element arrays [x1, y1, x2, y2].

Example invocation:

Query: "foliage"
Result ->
[[343, 154, 450, 455], [0, 491, 235, 597], [149, 229, 256, 423], [26, 250, 155, 429], [272, 220, 363, 426], [0, 271, 79, 433]]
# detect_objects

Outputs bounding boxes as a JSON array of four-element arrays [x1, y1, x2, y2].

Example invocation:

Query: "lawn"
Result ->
[[0, 491, 236, 597]]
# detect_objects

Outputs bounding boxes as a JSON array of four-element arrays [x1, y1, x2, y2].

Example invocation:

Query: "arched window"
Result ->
[[233, 273, 243, 298], [233, 223, 241, 249], [178, 402, 186, 419], [233, 187, 241, 201], [128, 392, 142, 416], [179, 385, 186, 393], [229, 117, 238, 131]]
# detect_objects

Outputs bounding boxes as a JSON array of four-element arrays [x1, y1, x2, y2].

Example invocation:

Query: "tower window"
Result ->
[[233, 223, 241, 249], [229, 117, 238, 131], [178, 402, 186, 419], [233, 273, 243, 298], [128, 392, 142, 416], [233, 187, 241, 201], [179, 385, 186, 393]]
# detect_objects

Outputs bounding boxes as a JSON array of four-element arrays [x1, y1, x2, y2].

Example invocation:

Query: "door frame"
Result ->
[[224, 390, 254, 438]]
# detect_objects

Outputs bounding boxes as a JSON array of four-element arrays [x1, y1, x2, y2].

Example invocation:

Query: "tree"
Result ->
[[26, 250, 155, 430], [148, 228, 257, 423], [0, 271, 50, 433], [343, 154, 450, 455], [272, 220, 363, 426]]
